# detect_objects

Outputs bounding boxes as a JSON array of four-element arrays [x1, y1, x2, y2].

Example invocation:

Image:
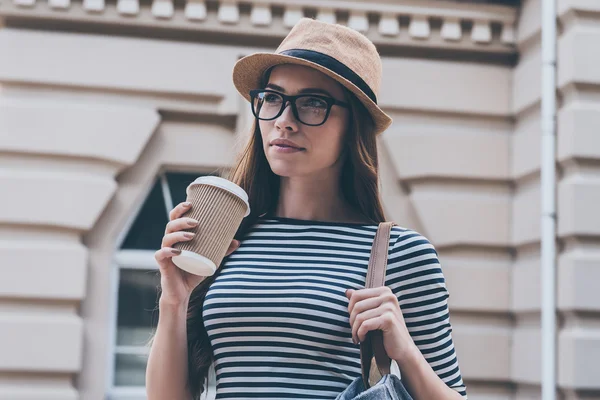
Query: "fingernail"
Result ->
[[183, 202, 192, 207], [171, 248, 182, 255], [187, 219, 199, 227], [184, 232, 195, 239]]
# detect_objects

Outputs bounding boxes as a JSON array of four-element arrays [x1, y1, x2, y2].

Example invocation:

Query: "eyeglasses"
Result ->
[[249, 89, 350, 126]]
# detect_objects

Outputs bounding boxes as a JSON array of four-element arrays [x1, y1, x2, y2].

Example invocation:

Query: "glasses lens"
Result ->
[[295, 96, 329, 125], [253, 91, 283, 120], [251, 91, 331, 125]]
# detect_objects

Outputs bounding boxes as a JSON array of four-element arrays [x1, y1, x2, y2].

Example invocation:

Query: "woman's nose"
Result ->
[[274, 101, 299, 132]]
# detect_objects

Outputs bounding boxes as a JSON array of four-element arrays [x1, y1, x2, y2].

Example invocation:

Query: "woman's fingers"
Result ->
[[347, 288, 399, 344], [154, 247, 182, 263], [162, 231, 195, 248], [351, 305, 394, 344], [349, 296, 385, 326], [169, 202, 192, 221], [356, 313, 395, 343], [165, 217, 199, 234], [351, 306, 382, 344], [225, 239, 241, 256], [346, 287, 391, 310], [160, 233, 238, 257]]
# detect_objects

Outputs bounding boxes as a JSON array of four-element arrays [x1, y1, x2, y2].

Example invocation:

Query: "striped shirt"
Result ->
[[202, 216, 467, 399]]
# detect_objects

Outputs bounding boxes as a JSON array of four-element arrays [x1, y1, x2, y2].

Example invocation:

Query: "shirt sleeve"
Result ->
[[385, 228, 468, 399]]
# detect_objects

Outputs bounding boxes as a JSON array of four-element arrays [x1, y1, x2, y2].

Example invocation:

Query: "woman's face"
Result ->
[[258, 64, 350, 179]]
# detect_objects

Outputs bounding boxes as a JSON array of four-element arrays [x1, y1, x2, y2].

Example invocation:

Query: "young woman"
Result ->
[[147, 18, 468, 400]]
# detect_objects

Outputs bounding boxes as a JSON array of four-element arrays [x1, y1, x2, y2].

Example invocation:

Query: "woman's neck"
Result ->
[[273, 174, 365, 223]]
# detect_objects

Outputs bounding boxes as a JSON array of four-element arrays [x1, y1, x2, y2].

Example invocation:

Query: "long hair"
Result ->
[[185, 88, 387, 398]]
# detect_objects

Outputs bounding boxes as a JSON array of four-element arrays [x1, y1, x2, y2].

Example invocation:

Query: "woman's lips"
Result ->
[[271, 144, 305, 153], [269, 138, 305, 153]]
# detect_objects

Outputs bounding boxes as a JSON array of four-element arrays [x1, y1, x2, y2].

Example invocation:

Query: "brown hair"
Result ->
[[184, 89, 386, 398]]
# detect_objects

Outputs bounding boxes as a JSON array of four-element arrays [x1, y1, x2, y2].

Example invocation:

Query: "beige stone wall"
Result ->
[[379, 58, 514, 399], [0, 27, 249, 398], [512, 0, 545, 397], [0, 0, 598, 399], [510, 0, 600, 398], [556, 0, 600, 397]]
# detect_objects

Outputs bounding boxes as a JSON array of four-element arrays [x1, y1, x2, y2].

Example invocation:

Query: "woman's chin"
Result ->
[[268, 160, 303, 177]]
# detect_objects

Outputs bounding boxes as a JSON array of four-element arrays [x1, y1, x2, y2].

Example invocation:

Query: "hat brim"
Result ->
[[232, 53, 392, 135]]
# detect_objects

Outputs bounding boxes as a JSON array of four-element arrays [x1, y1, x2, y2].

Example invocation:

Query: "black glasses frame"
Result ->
[[249, 89, 350, 126]]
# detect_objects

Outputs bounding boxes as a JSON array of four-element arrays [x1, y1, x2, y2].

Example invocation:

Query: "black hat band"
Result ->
[[279, 49, 378, 104]]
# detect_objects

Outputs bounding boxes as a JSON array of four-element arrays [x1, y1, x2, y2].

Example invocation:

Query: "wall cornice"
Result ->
[[0, 0, 518, 55]]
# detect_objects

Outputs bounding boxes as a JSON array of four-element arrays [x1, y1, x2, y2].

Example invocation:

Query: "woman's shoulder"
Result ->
[[389, 225, 437, 251], [385, 225, 449, 295], [387, 225, 443, 272]]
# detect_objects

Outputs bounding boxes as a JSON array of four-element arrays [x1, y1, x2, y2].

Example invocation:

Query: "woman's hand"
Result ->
[[155, 201, 240, 307], [346, 287, 417, 363]]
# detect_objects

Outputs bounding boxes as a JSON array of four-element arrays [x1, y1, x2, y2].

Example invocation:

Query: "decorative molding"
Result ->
[[48, 0, 70, 9], [472, 19, 493, 43], [117, 0, 139, 15], [282, 6, 303, 28], [347, 11, 369, 33], [13, 0, 36, 7], [408, 15, 430, 39], [441, 18, 462, 41], [151, 0, 174, 19], [250, 3, 272, 26], [379, 13, 401, 37], [83, 0, 103, 12], [316, 8, 337, 25], [501, 21, 516, 43], [217, 0, 240, 24], [1, 0, 518, 53], [185, 0, 207, 20]]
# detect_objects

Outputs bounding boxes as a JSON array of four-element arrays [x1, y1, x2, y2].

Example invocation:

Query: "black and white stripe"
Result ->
[[202, 217, 467, 399]]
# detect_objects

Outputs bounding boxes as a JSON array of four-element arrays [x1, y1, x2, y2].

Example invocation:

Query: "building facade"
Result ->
[[0, 0, 599, 399]]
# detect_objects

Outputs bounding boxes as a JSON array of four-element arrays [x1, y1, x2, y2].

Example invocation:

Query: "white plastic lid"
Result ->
[[172, 250, 217, 276], [187, 176, 250, 217]]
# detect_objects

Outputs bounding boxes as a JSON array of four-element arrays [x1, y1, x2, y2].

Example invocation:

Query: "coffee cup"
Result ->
[[172, 176, 250, 276]]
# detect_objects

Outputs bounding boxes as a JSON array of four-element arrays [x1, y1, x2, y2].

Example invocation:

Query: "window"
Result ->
[[108, 171, 217, 400]]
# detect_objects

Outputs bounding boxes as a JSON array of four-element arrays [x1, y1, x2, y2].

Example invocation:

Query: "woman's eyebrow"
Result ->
[[265, 83, 334, 97], [298, 88, 334, 97], [265, 83, 286, 92]]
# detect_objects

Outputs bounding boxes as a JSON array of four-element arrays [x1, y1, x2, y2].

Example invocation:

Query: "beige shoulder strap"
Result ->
[[360, 221, 396, 388]]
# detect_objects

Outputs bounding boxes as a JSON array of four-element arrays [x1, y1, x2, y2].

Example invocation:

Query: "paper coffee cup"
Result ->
[[172, 176, 250, 276]]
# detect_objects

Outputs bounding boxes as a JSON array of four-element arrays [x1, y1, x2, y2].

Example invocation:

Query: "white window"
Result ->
[[108, 171, 217, 400]]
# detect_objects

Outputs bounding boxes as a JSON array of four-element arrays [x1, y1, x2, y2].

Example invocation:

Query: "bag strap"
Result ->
[[360, 221, 395, 388]]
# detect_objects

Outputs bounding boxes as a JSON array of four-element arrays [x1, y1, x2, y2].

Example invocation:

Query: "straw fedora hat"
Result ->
[[232, 18, 392, 135]]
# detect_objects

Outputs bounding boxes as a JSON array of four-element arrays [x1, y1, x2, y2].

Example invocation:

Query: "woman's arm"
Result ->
[[347, 228, 467, 399], [347, 286, 464, 400], [146, 299, 192, 400], [396, 343, 464, 400], [147, 200, 239, 400]]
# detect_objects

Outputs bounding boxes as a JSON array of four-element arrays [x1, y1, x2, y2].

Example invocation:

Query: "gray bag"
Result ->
[[336, 222, 413, 400]]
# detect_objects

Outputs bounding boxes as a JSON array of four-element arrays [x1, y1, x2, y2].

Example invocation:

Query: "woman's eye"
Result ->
[[263, 94, 281, 103], [301, 97, 328, 109]]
